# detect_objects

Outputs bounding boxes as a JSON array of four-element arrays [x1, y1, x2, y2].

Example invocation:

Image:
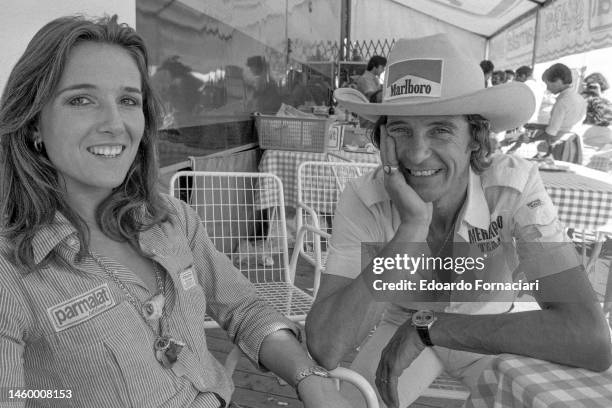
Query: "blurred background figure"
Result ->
[[246, 55, 281, 114], [356, 55, 386, 100], [515, 65, 546, 123], [480, 59, 494, 87], [504, 69, 515, 82], [582, 72, 609, 98], [491, 70, 507, 86], [151, 56, 204, 127]]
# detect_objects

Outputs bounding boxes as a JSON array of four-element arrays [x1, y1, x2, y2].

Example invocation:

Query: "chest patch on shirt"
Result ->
[[467, 215, 504, 252], [179, 267, 197, 290], [527, 199, 543, 209], [47, 284, 115, 332]]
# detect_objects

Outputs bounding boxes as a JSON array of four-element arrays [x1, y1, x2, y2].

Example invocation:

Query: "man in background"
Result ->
[[479, 60, 494, 87], [516, 65, 545, 123], [356, 55, 387, 100], [536, 63, 586, 142]]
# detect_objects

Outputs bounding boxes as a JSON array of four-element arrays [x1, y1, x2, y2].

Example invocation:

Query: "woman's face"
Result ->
[[37, 42, 145, 199]]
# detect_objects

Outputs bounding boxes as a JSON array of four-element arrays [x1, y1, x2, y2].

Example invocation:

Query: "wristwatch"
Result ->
[[412, 310, 437, 347], [294, 365, 331, 400]]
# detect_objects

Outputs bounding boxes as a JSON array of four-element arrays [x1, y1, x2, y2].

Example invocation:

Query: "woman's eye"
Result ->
[[432, 127, 451, 135], [121, 97, 141, 106], [68, 96, 91, 106]]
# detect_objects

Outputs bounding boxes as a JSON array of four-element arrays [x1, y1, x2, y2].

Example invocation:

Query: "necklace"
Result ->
[[91, 254, 184, 369], [428, 221, 456, 258]]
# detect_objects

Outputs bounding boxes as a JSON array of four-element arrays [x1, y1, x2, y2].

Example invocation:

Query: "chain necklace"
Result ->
[[91, 254, 184, 369], [428, 220, 456, 258], [427, 221, 456, 291]]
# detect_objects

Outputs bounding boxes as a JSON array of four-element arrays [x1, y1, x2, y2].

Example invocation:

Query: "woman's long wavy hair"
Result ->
[[370, 114, 493, 173], [0, 15, 169, 269]]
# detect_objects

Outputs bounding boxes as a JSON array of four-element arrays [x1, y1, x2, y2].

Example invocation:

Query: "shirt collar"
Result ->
[[31, 211, 78, 267], [29, 205, 154, 269]]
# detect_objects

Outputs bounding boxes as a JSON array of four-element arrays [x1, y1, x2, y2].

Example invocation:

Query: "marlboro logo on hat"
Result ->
[[385, 59, 443, 100]]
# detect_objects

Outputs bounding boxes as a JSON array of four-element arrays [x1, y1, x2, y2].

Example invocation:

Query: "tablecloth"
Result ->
[[465, 354, 612, 408], [258, 149, 381, 208], [540, 166, 612, 231]]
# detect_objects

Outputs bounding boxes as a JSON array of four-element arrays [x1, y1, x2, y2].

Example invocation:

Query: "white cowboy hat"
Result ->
[[335, 34, 535, 132]]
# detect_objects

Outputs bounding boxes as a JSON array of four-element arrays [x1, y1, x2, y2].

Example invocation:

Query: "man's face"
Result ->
[[385, 115, 475, 203], [515, 74, 527, 83], [375, 65, 385, 76], [544, 78, 566, 94]]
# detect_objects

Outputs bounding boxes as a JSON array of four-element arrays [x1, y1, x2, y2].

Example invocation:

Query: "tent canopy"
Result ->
[[391, 0, 547, 38], [352, 0, 612, 71]]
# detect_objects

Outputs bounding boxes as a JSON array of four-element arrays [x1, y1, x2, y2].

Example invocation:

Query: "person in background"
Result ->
[[515, 65, 546, 124], [0, 15, 350, 408], [581, 72, 612, 152], [582, 72, 609, 99], [246, 55, 281, 114], [504, 69, 515, 82], [306, 34, 610, 408], [356, 55, 387, 100], [479, 60, 494, 87], [534, 63, 586, 144], [491, 70, 507, 86]]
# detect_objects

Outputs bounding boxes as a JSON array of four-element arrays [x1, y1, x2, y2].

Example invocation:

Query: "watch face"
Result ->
[[413, 310, 435, 326]]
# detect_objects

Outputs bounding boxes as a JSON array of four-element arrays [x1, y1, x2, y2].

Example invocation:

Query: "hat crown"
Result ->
[[382, 34, 484, 105]]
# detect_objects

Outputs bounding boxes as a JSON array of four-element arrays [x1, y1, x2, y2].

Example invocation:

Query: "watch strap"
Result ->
[[416, 325, 434, 347]]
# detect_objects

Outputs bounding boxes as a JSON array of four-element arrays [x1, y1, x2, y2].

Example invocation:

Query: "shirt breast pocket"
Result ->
[[45, 301, 174, 407]]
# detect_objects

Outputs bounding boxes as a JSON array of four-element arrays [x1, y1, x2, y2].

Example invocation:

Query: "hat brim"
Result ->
[[335, 82, 535, 132]]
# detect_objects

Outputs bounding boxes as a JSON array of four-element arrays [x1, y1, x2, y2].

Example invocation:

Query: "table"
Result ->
[[465, 354, 612, 408], [258, 149, 381, 208], [540, 162, 612, 231]]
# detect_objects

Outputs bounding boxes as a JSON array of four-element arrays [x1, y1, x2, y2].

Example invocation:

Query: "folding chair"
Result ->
[[295, 161, 379, 295], [169, 170, 379, 408]]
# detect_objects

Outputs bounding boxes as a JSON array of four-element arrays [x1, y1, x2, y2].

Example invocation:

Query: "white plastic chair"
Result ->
[[169, 170, 378, 408], [295, 161, 379, 295]]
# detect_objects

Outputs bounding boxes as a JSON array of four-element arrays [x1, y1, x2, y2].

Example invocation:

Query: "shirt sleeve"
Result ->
[[511, 165, 581, 280], [169, 197, 301, 368], [325, 182, 385, 280], [0, 267, 31, 408]]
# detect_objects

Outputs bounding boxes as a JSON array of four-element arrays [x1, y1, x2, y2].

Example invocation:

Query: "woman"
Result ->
[[0, 15, 349, 408]]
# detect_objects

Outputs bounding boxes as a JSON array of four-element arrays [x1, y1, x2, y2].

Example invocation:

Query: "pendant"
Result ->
[[143, 294, 165, 320], [154, 336, 185, 369]]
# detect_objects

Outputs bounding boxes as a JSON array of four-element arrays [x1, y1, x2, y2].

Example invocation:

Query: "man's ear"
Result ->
[[468, 140, 480, 152]]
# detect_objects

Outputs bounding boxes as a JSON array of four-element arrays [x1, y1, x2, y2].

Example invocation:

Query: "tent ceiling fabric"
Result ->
[[391, 0, 547, 38]]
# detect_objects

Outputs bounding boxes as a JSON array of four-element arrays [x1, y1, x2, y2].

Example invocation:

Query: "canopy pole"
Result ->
[[531, 5, 541, 67]]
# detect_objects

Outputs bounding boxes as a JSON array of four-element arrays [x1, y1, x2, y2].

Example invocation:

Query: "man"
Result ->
[[504, 69, 515, 82], [516, 65, 545, 123], [306, 34, 611, 408], [536, 63, 586, 142], [491, 70, 506, 85], [479, 59, 494, 87], [356, 55, 387, 100]]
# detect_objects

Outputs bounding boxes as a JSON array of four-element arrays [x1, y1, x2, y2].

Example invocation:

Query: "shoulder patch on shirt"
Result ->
[[179, 267, 197, 290], [47, 283, 115, 332], [527, 199, 543, 209]]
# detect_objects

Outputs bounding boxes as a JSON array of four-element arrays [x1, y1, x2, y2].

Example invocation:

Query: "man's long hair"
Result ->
[[0, 15, 169, 269]]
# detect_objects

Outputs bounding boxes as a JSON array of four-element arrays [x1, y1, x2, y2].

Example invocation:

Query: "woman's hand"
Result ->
[[375, 321, 426, 408], [380, 125, 433, 228]]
